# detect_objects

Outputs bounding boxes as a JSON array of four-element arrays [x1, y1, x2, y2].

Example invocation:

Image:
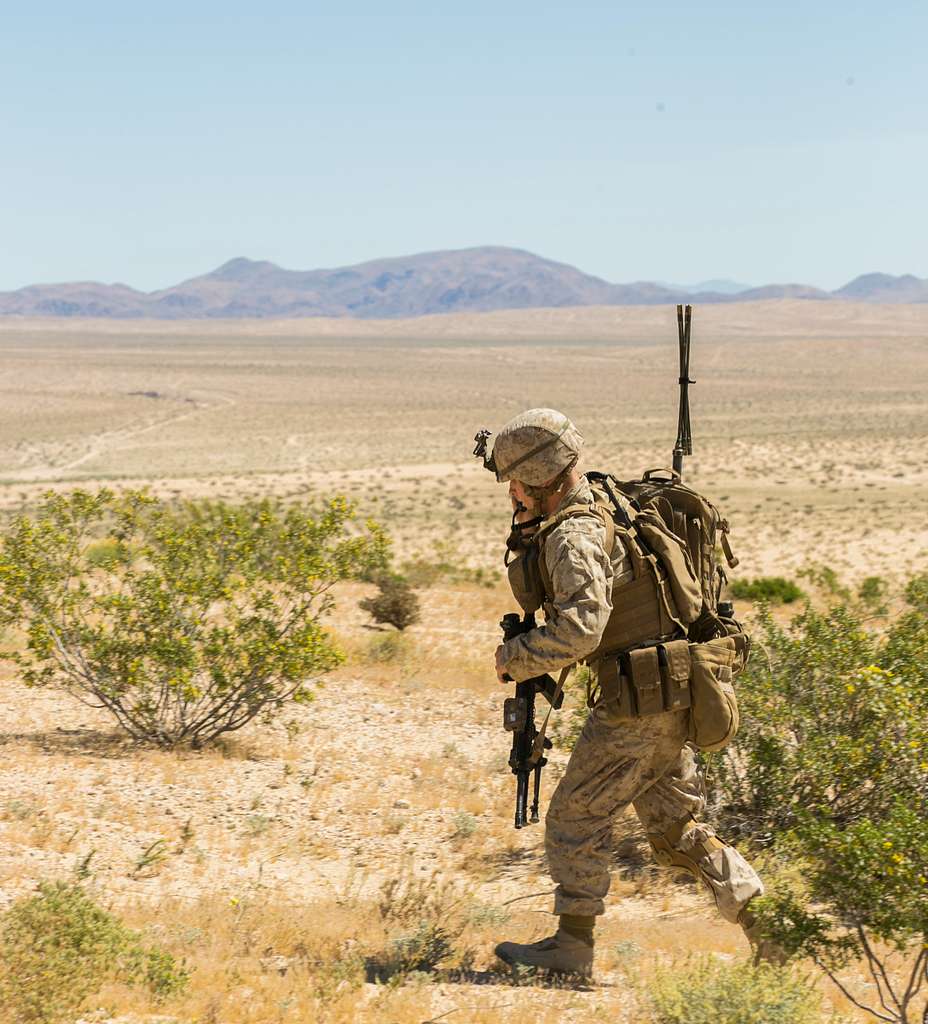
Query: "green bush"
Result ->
[[645, 957, 825, 1024], [363, 630, 413, 664], [712, 586, 927, 844], [360, 572, 421, 631], [857, 575, 888, 612], [714, 572, 928, 1023], [450, 812, 478, 840], [729, 575, 805, 604], [0, 489, 388, 748], [0, 881, 188, 1023]]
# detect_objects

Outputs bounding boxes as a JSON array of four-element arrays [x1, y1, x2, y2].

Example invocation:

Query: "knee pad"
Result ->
[[647, 821, 726, 881], [648, 820, 761, 923]]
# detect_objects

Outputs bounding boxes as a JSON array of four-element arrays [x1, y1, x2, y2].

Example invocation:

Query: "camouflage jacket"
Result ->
[[498, 477, 632, 681]]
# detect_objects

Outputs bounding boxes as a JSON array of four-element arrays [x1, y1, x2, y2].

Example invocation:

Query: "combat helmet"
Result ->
[[475, 409, 583, 494]]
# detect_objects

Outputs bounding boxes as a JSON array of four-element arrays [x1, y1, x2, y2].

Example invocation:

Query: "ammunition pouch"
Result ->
[[591, 638, 691, 720], [591, 634, 739, 751], [506, 545, 545, 615]]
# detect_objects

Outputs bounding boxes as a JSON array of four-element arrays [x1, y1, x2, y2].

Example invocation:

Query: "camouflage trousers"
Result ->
[[545, 704, 763, 922]]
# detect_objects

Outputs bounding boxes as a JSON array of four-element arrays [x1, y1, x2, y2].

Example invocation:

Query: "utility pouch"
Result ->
[[506, 547, 544, 615], [687, 636, 740, 751], [659, 639, 692, 711], [503, 696, 527, 733], [628, 647, 664, 717], [593, 656, 636, 720]]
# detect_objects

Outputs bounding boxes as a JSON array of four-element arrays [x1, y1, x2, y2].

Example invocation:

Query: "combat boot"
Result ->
[[739, 906, 789, 966], [495, 915, 594, 978]]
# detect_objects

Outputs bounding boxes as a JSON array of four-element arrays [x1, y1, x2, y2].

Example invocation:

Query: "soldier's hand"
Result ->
[[495, 645, 510, 684]]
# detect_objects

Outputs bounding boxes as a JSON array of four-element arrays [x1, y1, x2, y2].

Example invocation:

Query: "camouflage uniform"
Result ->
[[497, 477, 763, 926]]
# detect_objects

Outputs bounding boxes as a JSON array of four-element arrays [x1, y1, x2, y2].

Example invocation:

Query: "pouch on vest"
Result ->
[[688, 635, 740, 752], [506, 547, 544, 615], [592, 656, 636, 720], [659, 639, 691, 711], [628, 647, 664, 717]]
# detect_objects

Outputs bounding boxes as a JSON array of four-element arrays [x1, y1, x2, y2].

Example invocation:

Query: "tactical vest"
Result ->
[[506, 478, 703, 667]]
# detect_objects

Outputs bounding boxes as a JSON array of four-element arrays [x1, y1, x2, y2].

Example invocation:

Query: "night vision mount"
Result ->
[[473, 428, 497, 476]]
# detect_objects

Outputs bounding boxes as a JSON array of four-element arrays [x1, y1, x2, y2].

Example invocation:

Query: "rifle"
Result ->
[[499, 612, 564, 829], [672, 303, 694, 480]]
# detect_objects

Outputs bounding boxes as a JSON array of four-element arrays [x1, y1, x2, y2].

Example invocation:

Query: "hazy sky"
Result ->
[[2, 2, 926, 291]]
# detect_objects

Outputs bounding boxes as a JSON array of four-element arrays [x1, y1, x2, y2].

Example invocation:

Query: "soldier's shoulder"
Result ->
[[544, 508, 607, 552]]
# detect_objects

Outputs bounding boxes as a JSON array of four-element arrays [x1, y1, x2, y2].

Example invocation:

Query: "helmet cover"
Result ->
[[491, 408, 583, 486]]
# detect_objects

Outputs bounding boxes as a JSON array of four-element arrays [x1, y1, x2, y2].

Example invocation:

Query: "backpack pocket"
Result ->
[[687, 636, 740, 752]]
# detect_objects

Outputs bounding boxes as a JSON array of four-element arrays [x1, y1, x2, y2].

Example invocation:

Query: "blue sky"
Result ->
[[2, 2, 926, 291]]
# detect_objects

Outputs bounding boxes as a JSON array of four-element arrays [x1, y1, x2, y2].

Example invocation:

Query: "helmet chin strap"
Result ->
[[522, 458, 579, 514]]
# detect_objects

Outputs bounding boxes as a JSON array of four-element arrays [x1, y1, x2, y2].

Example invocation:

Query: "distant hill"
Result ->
[[832, 272, 928, 303], [1, 247, 925, 319]]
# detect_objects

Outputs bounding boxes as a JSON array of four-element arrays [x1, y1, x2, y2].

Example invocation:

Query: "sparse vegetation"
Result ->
[[363, 629, 413, 663], [366, 870, 472, 983], [857, 575, 889, 613], [729, 575, 805, 604], [0, 489, 388, 748], [403, 538, 501, 589], [0, 881, 188, 1024], [450, 811, 478, 840], [644, 958, 826, 1024], [716, 572, 928, 1022], [0, 323, 926, 1022], [360, 572, 421, 631]]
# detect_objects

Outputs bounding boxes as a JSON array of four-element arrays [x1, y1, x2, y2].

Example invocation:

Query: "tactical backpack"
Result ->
[[586, 468, 749, 750]]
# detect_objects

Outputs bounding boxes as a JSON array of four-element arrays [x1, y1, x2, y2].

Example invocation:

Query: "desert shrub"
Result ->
[[450, 811, 478, 840], [366, 870, 471, 983], [360, 572, 421, 630], [550, 664, 592, 748], [0, 881, 188, 1024], [645, 957, 825, 1024], [0, 489, 387, 748], [712, 585, 927, 844], [363, 629, 413, 664], [714, 572, 928, 1023], [858, 574, 889, 612], [798, 563, 852, 600], [751, 801, 927, 1023], [729, 575, 804, 604]]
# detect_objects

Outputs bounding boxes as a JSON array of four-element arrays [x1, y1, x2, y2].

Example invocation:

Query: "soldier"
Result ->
[[487, 408, 770, 978]]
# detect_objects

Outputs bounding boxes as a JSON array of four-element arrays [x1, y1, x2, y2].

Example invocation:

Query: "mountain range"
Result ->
[[1, 247, 926, 319]]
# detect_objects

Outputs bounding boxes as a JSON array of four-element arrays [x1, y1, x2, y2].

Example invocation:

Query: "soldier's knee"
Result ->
[[647, 817, 762, 923], [646, 818, 726, 880]]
